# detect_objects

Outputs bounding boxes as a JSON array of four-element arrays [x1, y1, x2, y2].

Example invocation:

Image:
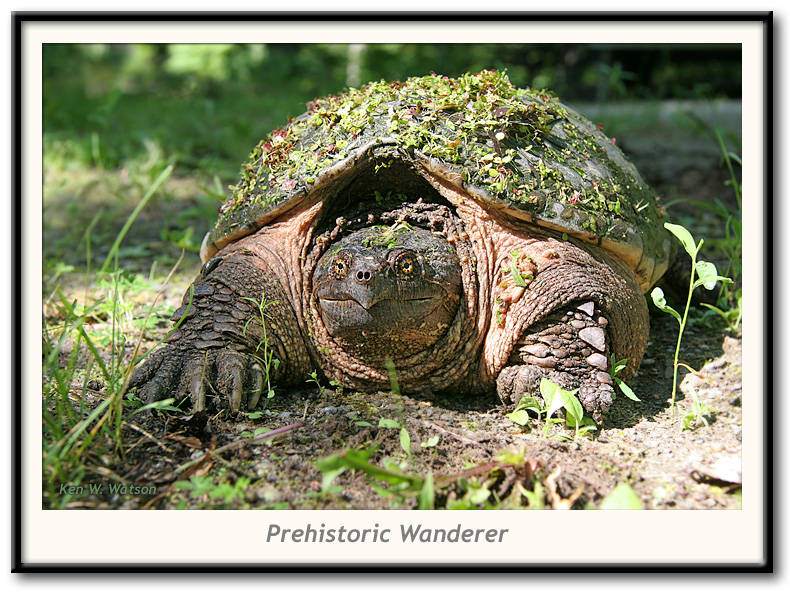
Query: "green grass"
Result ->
[[42, 165, 184, 508]]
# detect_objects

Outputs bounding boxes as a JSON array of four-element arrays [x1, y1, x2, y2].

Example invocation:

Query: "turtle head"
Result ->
[[313, 224, 462, 361]]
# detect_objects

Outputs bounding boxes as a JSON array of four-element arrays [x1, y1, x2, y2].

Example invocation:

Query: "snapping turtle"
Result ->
[[130, 71, 672, 420]]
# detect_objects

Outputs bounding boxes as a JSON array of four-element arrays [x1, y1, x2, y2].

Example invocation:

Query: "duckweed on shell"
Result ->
[[207, 70, 669, 290]]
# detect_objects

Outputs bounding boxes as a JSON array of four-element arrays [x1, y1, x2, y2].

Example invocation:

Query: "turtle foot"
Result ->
[[498, 300, 615, 419]]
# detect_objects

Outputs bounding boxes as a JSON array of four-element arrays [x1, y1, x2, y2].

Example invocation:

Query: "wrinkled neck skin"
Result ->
[[302, 201, 484, 394], [422, 172, 649, 387]]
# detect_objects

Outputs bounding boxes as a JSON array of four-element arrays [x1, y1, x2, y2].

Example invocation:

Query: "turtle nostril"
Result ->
[[355, 269, 373, 283]]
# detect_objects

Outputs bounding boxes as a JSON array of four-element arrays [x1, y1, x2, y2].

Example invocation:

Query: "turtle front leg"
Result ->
[[128, 251, 309, 412], [496, 300, 616, 425]]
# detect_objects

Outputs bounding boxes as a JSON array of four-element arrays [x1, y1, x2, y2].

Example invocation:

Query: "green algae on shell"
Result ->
[[201, 70, 672, 291]]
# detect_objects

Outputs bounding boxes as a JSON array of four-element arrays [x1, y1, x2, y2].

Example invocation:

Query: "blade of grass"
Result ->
[[715, 127, 741, 209], [100, 164, 173, 274]]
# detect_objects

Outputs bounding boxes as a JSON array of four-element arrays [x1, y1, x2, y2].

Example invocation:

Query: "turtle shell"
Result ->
[[201, 70, 672, 291]]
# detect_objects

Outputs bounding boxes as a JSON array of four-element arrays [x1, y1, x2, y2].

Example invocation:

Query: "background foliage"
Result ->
[[44, 43, 741, 180]]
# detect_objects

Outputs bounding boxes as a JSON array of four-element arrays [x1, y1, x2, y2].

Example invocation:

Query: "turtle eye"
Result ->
[[333, 252, 351, 277], [391, 250, 417, 277]]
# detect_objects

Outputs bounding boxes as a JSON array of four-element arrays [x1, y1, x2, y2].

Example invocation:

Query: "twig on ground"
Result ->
[[123, 421, 175, 454], [545, 465, 584, 510], [173, 421, 303, 475], [421, 420, 481, 446]]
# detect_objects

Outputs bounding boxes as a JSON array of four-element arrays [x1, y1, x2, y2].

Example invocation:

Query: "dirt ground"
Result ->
[[44, 100, 744, 510]]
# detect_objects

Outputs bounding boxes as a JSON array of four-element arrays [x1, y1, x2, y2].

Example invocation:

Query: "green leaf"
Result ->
[[541, 378, 581, 420], [399, 427, 412, 456], [418, 471, 434, 509], [510, 259, 527, 287], [378, 418, 400, 429], [664, 222, 700, 258], [541, 378, 563, 419], [467, 483, 491, 505], [320, 466, 347, 494], [650, 287, 682, 324], [599, 483, 644, 510], [563, 390, 584, 423], [420, 435, 440, 448], [610, 356, 627, 376], [512, 394, 542, 414], [614, 378, 641, 402], [506, 408, 532, 426], [564, 408, 581, 428], [693, 260, 731, 291]]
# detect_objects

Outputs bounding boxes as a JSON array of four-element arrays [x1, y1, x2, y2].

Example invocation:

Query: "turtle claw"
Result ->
[[216, 351, 245, 412], [247, 363, 264, 411], [181, 356, 208, 412], [128, 345, 268, 413], [130, 349, 183, 405]]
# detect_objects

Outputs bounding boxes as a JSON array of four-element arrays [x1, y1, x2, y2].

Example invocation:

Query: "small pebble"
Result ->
[[530, 356, 558, 369]]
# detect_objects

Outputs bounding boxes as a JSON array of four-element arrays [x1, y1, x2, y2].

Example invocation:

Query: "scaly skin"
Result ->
[[129, 250, 311, 413], [130, 193, 648, 418], [450, 195, 648, 417]]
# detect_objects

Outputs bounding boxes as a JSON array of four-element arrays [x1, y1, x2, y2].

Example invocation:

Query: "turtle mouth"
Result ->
[[316, 292, 446, 337], [318, 295, 441, 314], [319, 295, 437, 307]]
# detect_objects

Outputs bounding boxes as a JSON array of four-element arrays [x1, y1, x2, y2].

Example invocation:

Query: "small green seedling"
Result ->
[[175, 474, 252, 507], [507, 378, 597, 439], [609, 356, 640, 402], [378, 418, 412, 457], [317, 447, 433, 509], [651, 223, 731, 415], [420, 435, 440, 448], [242, 292, 281, 400], [306, 370, 342, 399], [681, 387, 713, 431]]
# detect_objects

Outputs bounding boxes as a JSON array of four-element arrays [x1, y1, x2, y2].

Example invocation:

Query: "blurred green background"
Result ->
[[44, 43, 740, 179], [42, 43, 741, 274]]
